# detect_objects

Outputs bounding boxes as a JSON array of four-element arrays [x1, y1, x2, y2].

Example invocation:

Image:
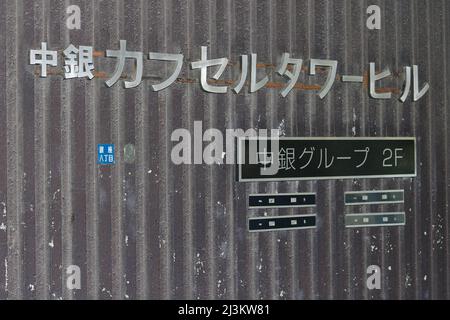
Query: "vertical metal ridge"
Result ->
[[158, 0, 172, 299], [110, 1, 125, 300], [410, 0, 421, 299], [444, 0, 450, 300], [361, 0, 369, 301], [167, 1, 183, 295], [306, 0, 316, 299], [425, 0, 435, 299], [436, 0, 448, 299], [355, 0, 366, 299], [34, 0, 50, 300], [343, 0, 352, 300], [325, 0, 335, 299], [329, 0, 347, 300], [313, 0, 331, 299], [377, 0, 386, 300], [255, 0, 270, 299], [47, 1, 64, 299], [403, 0, 419, 299], [348, 0, 369, 300], [428, 0, 446, 299], [224, 0, 236, 299], [206, 0, 217, 299], [122, 0, 140, 300], [399, 0, 413, 300], [164, 0, 174, 299], [415, 0, 435, 299], [212, 0, 232, 299], [183, 0, 195, 299], [71, 6, 89, 297], [21, 0, 37, 300], [346, 0, 357, 298], [6, 0, 24, 300], [189, 0, 211, 299], [61, 0, 74, 300], [246, 0, 257, 299], [388, 2, 406, 300], [392, 0, 404, 300], [145, 1, 161, 299], [387, 0, 400, 299], [135, 0, 149, 300], [342, 1, 356, 299], [233, 0, 246, 299], [85, 0, 99, 299], [286, 0, 298, 300], [266, 0, 277, 300], [0, 0, 7, 302], [398, 0, 412, 300]]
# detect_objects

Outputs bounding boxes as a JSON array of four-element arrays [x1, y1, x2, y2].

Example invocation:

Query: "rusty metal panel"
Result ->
[[0, 0, 449, 300]]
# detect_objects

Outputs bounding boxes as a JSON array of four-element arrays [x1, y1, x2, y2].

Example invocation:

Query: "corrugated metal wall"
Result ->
[[0, 0, 449, 300]]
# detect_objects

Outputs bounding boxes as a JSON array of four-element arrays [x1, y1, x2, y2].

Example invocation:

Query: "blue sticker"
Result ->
[[98, 144, 115, 165]]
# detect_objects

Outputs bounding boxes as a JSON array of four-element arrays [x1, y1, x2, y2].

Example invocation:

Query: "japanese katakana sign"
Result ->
[[237, 137, 416, 182], [29, 41, 429, 101]]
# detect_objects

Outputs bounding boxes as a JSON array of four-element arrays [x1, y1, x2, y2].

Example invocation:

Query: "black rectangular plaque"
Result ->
[[345, 190, 404, 205], [248, 215, 316, 232], [248, 193, 316, 209], [345, 212, 405, 228], [237, 137, 416, 182]]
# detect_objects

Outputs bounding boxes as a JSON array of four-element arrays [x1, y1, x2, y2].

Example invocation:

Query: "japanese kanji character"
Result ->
[[310, 59, 338, 99], [260, 136, 280, 176], [191, 46, 228, 93], [276, 53, 303, 97], [250, 54, 269, 93], [233, 55, 248, 94], [354, 147, 370, 168], [106, 40, 143, 88], [279, 148, 296, 170], [63, 44, 95, 79], [299, 147, 315, 169], [317, 148, 334, 168], [149, 52, 183, 91], [257, 149, 273, 166], [369, 62, 391, 99], [400, 65, 429, 102], [252, 132, 280, 176], [30, 42, 57, 78]]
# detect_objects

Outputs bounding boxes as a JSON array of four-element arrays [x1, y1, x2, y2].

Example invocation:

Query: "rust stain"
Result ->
[[93, 51, 105, 58], [32, 67, 400, 94], [376, 88, 400, 94], [94, 71, 107, 78], [363, 71, 369, 88], [256, 63, 276, 68]]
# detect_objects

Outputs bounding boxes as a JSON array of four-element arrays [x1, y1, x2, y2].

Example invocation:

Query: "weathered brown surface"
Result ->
[[0, 0, 449, 300]]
